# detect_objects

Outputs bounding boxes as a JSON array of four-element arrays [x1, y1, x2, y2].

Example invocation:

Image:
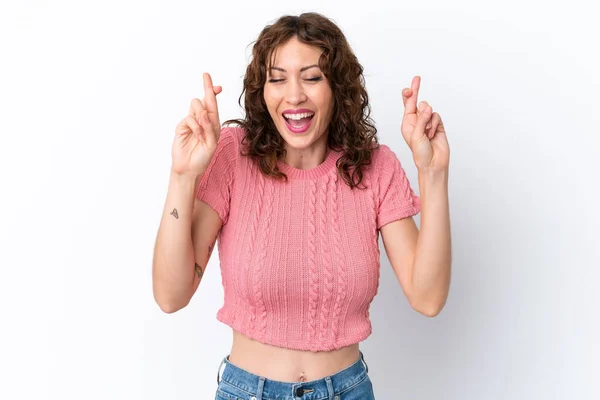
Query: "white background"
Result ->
[[1, 0, 598, 399]]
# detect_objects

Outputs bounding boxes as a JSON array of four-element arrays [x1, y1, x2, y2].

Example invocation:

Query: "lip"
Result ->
[[282, 113, 314, 134]]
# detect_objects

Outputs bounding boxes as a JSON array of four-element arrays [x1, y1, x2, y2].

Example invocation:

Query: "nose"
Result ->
[[284, 78, 307, 105]]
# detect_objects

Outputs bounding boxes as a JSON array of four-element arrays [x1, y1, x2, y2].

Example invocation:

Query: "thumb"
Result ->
[[199, 110, 219, 148]]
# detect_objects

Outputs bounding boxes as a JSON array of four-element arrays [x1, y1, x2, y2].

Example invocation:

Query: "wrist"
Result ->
[[170, 169, 203, 181], [418, 168, 448, 183], [169, 170, 203, 191], [418, 169, 449, 199]]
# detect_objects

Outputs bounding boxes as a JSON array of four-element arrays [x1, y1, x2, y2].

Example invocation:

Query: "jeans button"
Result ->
[[295, 387, 304, 397]]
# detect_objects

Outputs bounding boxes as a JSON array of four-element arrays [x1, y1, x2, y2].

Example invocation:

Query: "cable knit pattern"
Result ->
[[364, 172, 379, 321], [307, 179, 319, 342], [246, 163, 265, 332], [330, 171, 347, 345], [196, 128, 421, 351], [254, 178, 273, 340], [318, 174, 333, 343]]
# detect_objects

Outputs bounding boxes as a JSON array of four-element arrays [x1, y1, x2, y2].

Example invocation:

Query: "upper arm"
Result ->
[[380, 217, 419, 302], [189, 126, 239, 294], [374, 144, 421, 302], [189, 198, 222, 294]]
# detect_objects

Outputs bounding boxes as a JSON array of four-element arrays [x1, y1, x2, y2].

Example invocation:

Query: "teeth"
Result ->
[[283, 112, 314, 120]]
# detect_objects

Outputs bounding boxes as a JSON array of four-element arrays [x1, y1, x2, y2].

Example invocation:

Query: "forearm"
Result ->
[[152, 171, 201, 312], [411, 169, 452, 316]]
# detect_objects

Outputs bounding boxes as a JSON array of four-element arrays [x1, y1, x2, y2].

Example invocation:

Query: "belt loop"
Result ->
[[325, 376, 335, 400], [256, 376, 265, 399], [216, 356, 227, 385], [360, 351, 369, 373]]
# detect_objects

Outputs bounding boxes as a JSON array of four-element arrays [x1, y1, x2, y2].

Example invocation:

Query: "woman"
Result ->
[[152, 12, 451, 399]]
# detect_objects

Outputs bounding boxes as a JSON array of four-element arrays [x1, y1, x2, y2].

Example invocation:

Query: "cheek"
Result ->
[[314, 88, 333, 111], [317, 95, 334, 120], [264, 87, 284, 108], [263, 92, 276, 115]]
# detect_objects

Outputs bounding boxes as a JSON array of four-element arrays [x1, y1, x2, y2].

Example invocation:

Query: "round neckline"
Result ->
[[276, 147, 341, 180]]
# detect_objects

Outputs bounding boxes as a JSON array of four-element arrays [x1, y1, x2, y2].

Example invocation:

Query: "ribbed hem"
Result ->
[[216, 309, 372, 352], [196, 189, 229, 224], [377, 197, 421, 229], [276, 148, 341, 180]]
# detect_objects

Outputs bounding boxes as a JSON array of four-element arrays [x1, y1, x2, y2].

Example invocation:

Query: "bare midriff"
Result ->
[[227, 330, 361, 382]]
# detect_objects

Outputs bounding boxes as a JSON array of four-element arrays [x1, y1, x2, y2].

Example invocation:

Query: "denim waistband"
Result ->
[[217, 351, 369, 399]]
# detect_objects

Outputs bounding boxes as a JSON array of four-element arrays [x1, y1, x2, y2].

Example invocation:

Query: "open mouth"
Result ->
[[282, 111, 315, 134]]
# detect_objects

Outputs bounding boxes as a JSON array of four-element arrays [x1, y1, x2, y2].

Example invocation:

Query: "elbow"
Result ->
[[152, 275, 192, 314], [157, 301, 185, 314], [417, 304, 444, 318], [409, 297, 446, 318], [153, 291, 189, 314]]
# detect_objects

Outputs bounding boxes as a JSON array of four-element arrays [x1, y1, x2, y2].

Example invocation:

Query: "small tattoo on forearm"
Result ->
[[170, 208, 179, 219], [194, 262, 204, 279]]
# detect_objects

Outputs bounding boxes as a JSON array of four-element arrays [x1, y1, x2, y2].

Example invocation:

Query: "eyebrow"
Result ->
[[269, 64, 320, 73]]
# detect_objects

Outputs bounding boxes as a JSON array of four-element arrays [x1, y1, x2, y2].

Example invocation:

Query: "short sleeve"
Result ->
[[195, 127, 239, 224], [375, 145, 421, 229]]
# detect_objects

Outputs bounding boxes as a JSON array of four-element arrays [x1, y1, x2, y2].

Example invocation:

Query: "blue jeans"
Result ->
[[215, 351, 375, 400]]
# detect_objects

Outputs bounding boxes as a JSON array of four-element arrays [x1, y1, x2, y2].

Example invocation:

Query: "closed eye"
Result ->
[[267, 77, 323, 83]]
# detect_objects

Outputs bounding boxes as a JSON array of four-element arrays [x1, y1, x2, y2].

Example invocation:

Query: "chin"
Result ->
[[278, 126, 323, 150]]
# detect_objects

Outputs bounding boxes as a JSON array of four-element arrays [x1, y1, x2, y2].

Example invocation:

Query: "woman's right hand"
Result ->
[[171, 73, 222, 177]]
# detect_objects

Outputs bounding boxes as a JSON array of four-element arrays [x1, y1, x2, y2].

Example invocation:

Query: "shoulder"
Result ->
[[218, 125, 245, 148], [211, 125, 247, 165], [368, 142, 402, 172]]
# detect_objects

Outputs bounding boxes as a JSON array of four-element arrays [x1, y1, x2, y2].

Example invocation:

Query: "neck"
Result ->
[[282, 146, 329, 170], [281, 135, 330, 170]]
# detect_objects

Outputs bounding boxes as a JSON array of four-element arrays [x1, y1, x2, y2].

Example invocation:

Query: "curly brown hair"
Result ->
[[224, 12, 379, 189]]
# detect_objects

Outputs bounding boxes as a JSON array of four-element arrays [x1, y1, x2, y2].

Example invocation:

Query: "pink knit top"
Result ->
[[195, 126, 421, 351]]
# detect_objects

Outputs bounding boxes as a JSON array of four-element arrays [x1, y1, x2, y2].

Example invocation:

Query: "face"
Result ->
[[263, 36, 334, 153]]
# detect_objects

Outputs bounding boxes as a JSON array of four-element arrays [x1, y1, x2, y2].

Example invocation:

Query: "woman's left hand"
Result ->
[[400, 76, 450, 173]]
